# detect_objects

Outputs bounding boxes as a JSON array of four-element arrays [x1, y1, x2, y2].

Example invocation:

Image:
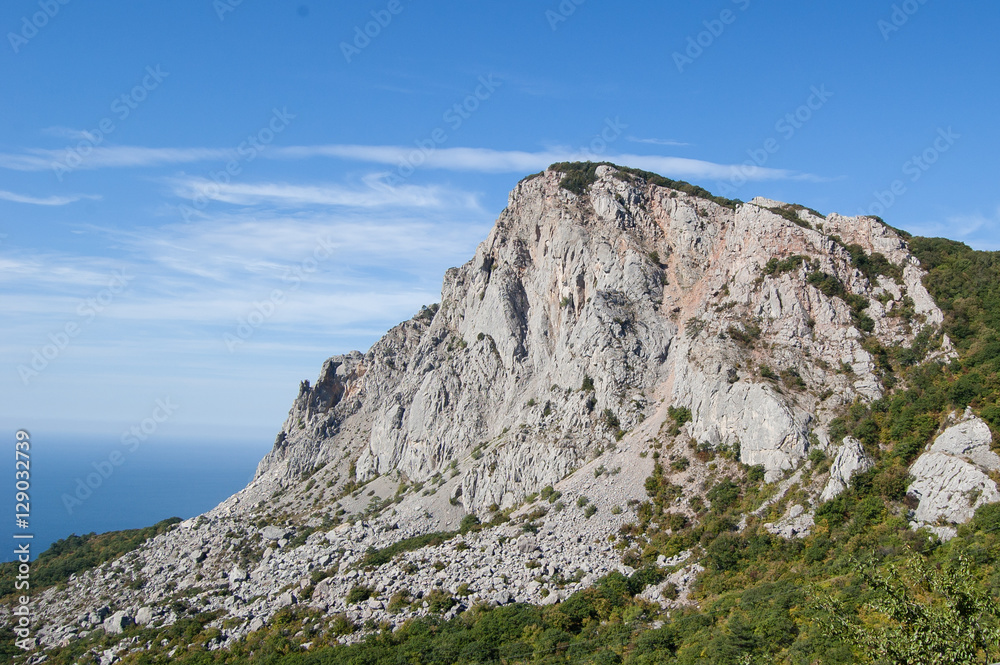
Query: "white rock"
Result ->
[[908, 412, 1000, 535], [820, 437, 875, 501]]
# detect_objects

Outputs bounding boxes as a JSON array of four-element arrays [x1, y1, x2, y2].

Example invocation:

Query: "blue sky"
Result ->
[[2, 0, 999, 445]]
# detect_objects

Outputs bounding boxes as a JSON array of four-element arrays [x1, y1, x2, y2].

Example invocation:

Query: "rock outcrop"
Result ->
[[820, 437, 875, 502], [228, 164, 942, 518], [908, 409, 1000, 538]]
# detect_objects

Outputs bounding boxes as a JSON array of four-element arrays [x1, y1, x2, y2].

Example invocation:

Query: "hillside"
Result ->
[[5, 162, 1000, 665]]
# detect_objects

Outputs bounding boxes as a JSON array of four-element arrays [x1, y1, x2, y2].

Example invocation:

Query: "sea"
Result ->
[[4, 431, 273, 561]]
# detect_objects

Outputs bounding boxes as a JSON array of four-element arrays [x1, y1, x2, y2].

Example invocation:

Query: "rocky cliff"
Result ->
[[11, 163, 996, 662], [230, 164, 941, 517]]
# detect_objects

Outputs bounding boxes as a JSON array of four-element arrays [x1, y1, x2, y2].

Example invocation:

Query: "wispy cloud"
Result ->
[[627, 136, 692, 147], [0, 146, 232, 172], [40, 126, 97, 141], [0, 143, 822, 182], [0, 190, 100, 206], [271, 144, 818, 182], [167, 176, 480, 210], [906, 206, 1000, 251]]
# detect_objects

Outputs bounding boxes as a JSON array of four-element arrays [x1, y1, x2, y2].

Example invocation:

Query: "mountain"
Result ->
[[6, 163, 1000, 664]]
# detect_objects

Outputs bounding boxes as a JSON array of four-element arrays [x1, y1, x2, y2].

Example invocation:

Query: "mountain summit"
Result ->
[[233, 161, 942, 514]]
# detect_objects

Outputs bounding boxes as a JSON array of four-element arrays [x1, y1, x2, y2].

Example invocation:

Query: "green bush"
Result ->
[[345, 585, 373, 604]]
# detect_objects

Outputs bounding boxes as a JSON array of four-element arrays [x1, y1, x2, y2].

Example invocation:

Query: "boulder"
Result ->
[[261, 526, 289, 541], [820, 437, 875, 501], [908, 412, 1000, 536], [102, 611, 134, 635], [134, 607, 155, 625]]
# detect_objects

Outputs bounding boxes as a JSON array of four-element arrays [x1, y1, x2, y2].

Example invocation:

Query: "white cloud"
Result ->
[[627, 136, 692, 147], [0, 142, 823, 183], [271, 144, 818, 182], [41, 126, 98, 140], [0, 190, 100, 206], [0, 146, 232, 172], [167, 177, 480, 210], [906, 206, 1000, 251]]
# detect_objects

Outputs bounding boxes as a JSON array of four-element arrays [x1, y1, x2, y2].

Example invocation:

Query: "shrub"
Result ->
[[707, 479, 741, 513], [762, 255, 807, 276], [666, 405, 693, 436], [345, 585, 373, 604]]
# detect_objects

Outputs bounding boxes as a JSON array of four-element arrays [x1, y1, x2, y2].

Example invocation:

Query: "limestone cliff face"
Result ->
[[241, 164, 943, 515]]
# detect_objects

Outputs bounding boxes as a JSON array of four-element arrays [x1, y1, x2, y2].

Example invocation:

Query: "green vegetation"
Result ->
[[762, 254, 807, 276], [345, 585, 374, 605], [769, 203, 814, 229], [821, 555, 1000, 663], [806, 271, 875, 333], [726, 321, 762, 349], [666, 405, 692, 436], [361, 531, 458, 568], [549, 161, 742, 209], [0, 517, 180, 600], [827, 234, 903, 284]]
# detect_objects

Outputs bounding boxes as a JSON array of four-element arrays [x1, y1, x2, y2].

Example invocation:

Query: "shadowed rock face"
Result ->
[[238, 164, 942, 512]]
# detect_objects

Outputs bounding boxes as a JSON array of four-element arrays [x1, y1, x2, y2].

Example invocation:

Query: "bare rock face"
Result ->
[[908, 410, 1000, 537], [231, 164, 944, 513], [820, 437, 875, 502]]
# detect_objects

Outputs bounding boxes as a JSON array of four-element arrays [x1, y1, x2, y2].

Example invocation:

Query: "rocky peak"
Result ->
[[230, 163, 943, 515]]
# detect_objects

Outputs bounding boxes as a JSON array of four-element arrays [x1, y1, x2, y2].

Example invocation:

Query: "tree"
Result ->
[[819, 556, 1000, 664]]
